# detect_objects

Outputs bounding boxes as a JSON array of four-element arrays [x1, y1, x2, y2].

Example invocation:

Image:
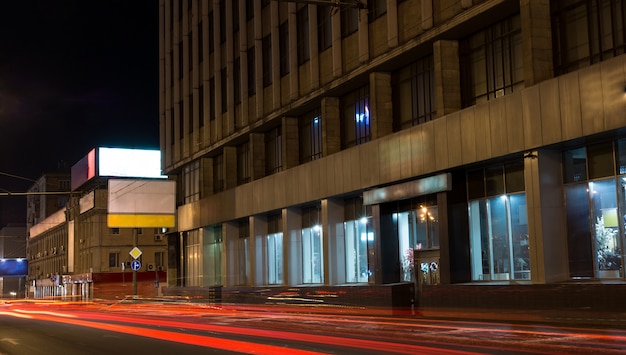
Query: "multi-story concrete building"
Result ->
[[27, 149, 168, 300], [0, 223, 27, 298], [159, 0, 626, 311]]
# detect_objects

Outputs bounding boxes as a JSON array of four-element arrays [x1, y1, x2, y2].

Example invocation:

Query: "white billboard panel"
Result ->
[[107, 179, 176, 228], [99, 147, 166, 179]]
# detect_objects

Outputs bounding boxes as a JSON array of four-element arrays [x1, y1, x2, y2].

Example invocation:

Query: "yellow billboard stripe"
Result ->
[[107, 214, 175, 228]]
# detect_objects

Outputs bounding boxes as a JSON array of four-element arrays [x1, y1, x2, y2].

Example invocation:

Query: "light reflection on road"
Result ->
[[2, 300, 626, 354]]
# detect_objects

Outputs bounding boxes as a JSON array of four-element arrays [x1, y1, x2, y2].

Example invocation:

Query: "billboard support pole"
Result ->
[[132, 228, 138, 296]]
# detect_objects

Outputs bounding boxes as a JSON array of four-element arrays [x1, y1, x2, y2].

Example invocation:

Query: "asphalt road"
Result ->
[[1, 300, 625, 354]]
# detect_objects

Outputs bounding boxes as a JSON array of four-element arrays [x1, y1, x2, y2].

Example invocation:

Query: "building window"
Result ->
[[184, 230, 201, 286], [220, 68, 227, 113], [302, 206, 323, 284], [246, 0, 254, 21], [219, 1, 226, 44], [208, 11, 214, 54], [209, 78, 216, 120], [279, 21, 290, 76], [318, 5, 332, 52], [170, 51, 174, 87], [267, 213, 283, 285], [467, 163, 529, 281], [262, 34, 272, 87], [188, 94, 193, 133], [197, 21, 203, 63], [551, 0, 626, 75], [213, 154, 224, 193], [179, 101, 184, 139], [368, 0, 387, 22], [265, 126, 282, 175], [183, 160, 200, 203], [155, 251, 165, 270], [188, 31, 193, 71], [341, 7, 358, 38], [344, 197, 370, 283], [178, 41, 184, 79], [233, 0, 239, 32], [170, 107, 175, 144], [341, 85, 370, 148], [237, 141, 251, 185], [460, 14, 523, 107], [299, 108, 322, 163], [297, 6, 310, 65], [393, 55, 436, 130], [108, 252, 120, 268], [198, 85, 204, 128], [248, 46, 256, 96], [262, 0, 270, 8], [110, 228, 120, 235], [563, 141, 625, 279], [233, 58, 241, 105]]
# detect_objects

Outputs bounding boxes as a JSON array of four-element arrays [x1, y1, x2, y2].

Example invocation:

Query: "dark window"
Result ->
[[297, 6, 310, 64], [198, 85, 204, 128], [248, 46, 256, 96], [563, 147, 588, 183], [208, 11, 214, 54], [262, 0, 270, 8], [341, 86, 370, 148], [341, 7, 358, 38], [233, 0, 239, 32], [198, 21, 203, 63], [262, 34, 272, 87], [219, 1, 226, 44], [588, 142, 615, 179], [188, 31, 193, 71], [178, 41, 183, 79], [221, 68, 227, 113], [237, 141, 251, 185], [318, 5, 332, 51], [179, 102, 184, 139], [393, 55, 436, 130], [213, 154, 224, 193], [551, 0, 626, 75], [234, 57, 241, 104], [368, 0, 387, 22], [209, 78, 216, 120], [170, 51, 174, 87], [299, 108, 322, 163], [246, 0, 254, 21], [170, 107, 175, 144], [280, 21, 290, 76], [188, 94, 193, 133], [460, 15, 523, 107], [265, 126, 282, 175]]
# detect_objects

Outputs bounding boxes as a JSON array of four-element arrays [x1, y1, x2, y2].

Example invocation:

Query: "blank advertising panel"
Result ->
[[107, 179, 176, 228]]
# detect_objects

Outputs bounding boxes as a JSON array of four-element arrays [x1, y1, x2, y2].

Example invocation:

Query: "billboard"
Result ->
[[107, 179, 176, 228], [71, 147, 166, 191], [0, 259, 28, 277]]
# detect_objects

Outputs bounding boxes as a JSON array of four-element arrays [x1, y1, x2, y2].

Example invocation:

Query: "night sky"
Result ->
[[0, 1, 160, 226]]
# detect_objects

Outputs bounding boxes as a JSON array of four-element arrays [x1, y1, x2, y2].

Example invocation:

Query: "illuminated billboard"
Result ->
[[71, 147, 166, 190], [0, 258, 28, 277], [107, 179, 176, 228]]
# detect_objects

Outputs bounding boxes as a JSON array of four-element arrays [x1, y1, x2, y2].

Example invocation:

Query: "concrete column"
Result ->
[[223, 146, 237, 190], [250, 133, 265, 180], [421, 0, 433, 30], [254, 0, 263, 120], [283, 207, 302, 286], [223, 221, 237, 287], [370, 72, 393, 140], [238, 0, 249, 128], [288, 3, 299, 101], [282, 116, 299, 169], [322, 198, 344, 285], [520, 0, 554, 86], [321, 97, 340, 156], [433, 40, 461, 117], [524, 149, 569, 283], [309, 4, 320, 90], [331, 5, 342, 78], [358, 7, 369, 64], [387, 0, 398, 48], [249, 215, 265, 286], [271, 1, 281, 110]]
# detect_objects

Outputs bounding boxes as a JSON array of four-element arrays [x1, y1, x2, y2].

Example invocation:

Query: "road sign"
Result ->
[[131, 260, 141, 271], [129, 247, 142, 259]]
